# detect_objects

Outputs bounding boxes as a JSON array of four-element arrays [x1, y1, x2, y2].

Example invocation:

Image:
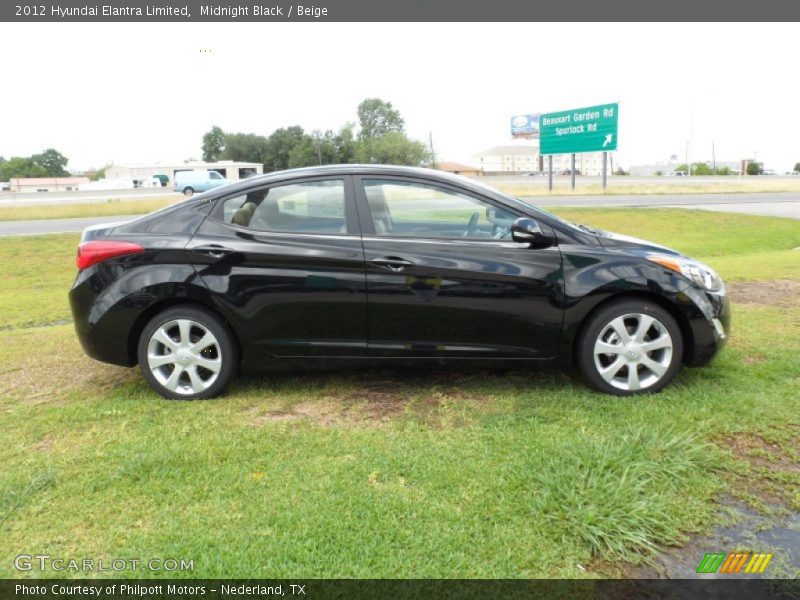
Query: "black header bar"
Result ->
[[2, 0, 800, 22]]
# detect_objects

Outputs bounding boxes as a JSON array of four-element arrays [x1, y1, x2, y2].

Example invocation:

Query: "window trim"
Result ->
[[352, 175, 526, 242], [207, 175, 359, 237]]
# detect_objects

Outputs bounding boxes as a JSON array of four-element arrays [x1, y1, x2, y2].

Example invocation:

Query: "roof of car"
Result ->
[[247, 164, 452, 180], [220, 164, 496, 197]]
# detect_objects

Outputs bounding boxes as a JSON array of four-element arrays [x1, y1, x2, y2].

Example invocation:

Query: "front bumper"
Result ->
[[681, 285, 731, 367]]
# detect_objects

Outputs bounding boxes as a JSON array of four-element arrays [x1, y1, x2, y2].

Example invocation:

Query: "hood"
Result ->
[[593, 229, 683, 257]]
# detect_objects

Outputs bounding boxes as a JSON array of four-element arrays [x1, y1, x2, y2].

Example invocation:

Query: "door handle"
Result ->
[[191, 244, 235, 259], [370, 256, 415, 271]]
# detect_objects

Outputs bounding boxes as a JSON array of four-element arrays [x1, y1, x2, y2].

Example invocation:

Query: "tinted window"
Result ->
[[220, 179, 346, 234], [363, 179, 517, 239]]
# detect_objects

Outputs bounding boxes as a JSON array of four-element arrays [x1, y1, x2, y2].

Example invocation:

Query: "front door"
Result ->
[[354, 176, 563, 359]]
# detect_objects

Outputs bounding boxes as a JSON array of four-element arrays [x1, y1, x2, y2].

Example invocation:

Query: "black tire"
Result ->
[[576, 299, 683, 396], [182, 186, 194, 196], [137, 306, 238, 400]]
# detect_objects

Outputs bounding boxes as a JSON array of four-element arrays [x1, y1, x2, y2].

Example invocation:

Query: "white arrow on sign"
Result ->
[[602, 134, 613, 147]]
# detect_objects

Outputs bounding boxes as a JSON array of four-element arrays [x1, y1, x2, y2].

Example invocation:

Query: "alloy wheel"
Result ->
[[593, 313, 674, 392], [146, 319, 222, 395]]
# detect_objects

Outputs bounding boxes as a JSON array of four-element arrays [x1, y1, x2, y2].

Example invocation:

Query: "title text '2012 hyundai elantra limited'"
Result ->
[[69, 165, 729, 399]]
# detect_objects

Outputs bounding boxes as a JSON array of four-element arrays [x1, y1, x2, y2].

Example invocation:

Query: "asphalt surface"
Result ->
[[0, 188, 180, 206], [0, 215, 137, 237], [0, 193, 798, 237]]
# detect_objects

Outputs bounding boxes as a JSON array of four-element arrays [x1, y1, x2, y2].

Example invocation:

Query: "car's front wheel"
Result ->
[[137, 306, 237, 400], [182, 186, 194, 196], [577, 299, 683, 396]]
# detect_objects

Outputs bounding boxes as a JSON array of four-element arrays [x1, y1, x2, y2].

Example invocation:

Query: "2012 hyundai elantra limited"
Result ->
[[69, 165, 729, 399]]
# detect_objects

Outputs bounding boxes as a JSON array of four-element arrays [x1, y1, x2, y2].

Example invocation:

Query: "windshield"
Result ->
[[494, 190, 587, 232]]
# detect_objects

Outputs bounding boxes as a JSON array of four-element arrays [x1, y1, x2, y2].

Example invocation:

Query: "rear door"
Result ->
[[354, 176, 564, 359], [188, 175, 368, 358]]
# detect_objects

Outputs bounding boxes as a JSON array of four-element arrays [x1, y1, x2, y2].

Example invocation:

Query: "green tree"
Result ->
[[358, 131, 430, 166], [793, 162, 800, 172], [332, 124, 359, 164], [82, 164, 110, 181], [357, 98, 405, 140], [31, 148, 69, 176], [691, 162, 714, 176], [746, 161, 761, 175], [202, 126, 226, 161], [220, 133, 271, 165], [264, 126, 312, 171], [0, 156, 47, 180], [286, 135, 319, 169]]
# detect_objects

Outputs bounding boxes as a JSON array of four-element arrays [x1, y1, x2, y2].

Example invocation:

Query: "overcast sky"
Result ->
[[1, 22, 798, 171]]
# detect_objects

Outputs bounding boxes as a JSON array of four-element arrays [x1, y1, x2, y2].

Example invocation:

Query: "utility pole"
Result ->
[[712, 141, 716, 173], [429, 132, 436, 167], [685, 141, 690, 177]]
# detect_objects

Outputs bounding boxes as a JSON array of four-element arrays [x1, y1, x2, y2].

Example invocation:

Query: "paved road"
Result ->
[[0, 215, 138, 237], [1, 193, 798, 237]]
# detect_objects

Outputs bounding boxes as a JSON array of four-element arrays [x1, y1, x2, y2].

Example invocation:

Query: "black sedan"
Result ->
[[69, 165, 730, 399]]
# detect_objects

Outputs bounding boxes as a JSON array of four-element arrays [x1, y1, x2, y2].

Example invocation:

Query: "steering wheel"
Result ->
[[463, 211, 480, 237]]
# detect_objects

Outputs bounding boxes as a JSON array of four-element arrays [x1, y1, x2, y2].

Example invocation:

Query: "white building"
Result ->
[[475, 144, 610, 176], [105, 160, 263, 187], [475, 145, 541, 173], [8, 177, 89, 193]]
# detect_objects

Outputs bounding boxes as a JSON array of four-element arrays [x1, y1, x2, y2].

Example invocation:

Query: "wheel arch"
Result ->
[[126, 298, 242, 366], [569, 290, 694, 367]]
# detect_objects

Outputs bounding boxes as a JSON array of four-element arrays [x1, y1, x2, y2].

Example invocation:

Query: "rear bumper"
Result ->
[[70, 270, 138, 367]]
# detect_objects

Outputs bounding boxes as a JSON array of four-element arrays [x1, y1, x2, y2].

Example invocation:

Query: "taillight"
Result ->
[[76, 241, 144, 270]]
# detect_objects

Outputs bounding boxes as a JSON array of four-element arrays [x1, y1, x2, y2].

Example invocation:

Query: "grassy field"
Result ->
[[0, 208, 798, 578], [0, 196, 180, 222]]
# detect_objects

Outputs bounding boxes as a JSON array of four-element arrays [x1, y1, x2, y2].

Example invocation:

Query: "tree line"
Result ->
[[0, 149, 69, 181], [201, 98, 431, 172]]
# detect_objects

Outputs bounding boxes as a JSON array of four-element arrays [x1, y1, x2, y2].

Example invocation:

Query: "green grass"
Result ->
[[0, 234, 78, 328], [0, 208, 798, 578], [0, 196, 180, 222], [549, 208, 800, 281]]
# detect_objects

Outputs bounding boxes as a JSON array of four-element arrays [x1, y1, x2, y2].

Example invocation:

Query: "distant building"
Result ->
[[9, 177, 90, 193], [475, 143, 609, 176], [434, 161, 483, 177], [104, 160, 263, 187], [475, 145, 541, 174]]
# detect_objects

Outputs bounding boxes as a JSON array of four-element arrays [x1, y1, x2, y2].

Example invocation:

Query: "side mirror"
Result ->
[[511, 217, 555, 246]]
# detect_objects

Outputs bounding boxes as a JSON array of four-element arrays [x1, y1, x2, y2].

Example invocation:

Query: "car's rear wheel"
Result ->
[[577, 299, 683, 396], [137, 306, 237, 400], [182, 186, 194, 196]]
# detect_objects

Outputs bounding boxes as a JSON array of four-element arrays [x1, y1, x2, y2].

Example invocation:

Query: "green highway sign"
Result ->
[[539, 102, 618, 155]]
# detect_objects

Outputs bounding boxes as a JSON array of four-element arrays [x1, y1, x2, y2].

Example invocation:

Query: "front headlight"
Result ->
[[647, 255, 724, 293]]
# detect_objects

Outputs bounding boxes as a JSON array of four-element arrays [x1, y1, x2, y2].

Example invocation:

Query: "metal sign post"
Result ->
[[602, 151, 608, 189], [548, 156, 553, 191], [571, 154, 576, 190]]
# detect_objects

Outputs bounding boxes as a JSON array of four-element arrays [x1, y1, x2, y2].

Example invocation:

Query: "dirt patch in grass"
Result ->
[[727, 280, 800, 308], [247, 392, 410, 428], [243, 370, 506, 428], [0, 326, 137, 405], [726, 432, 800, 475]]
